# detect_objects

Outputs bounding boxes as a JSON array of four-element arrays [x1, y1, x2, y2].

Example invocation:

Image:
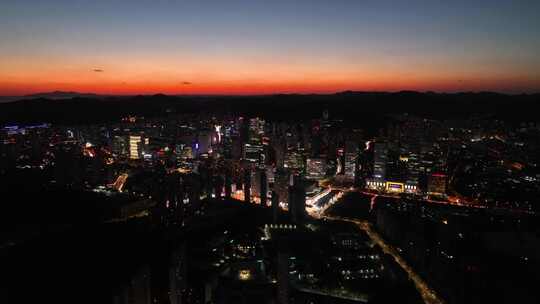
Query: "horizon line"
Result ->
[[2, 89, 540, 98]]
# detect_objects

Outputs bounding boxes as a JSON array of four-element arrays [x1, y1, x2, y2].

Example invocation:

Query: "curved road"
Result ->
[[323, 214, 445, 304]]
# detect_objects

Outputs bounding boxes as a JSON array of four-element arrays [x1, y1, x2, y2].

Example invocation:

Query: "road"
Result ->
[[330, 185, 489, 209], [311, 188, 445, 304], [322, 214, 445, 304], [220, 183, 445, 304]]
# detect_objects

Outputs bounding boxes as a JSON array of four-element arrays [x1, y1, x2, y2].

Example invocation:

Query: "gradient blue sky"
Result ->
[[1, 0, 539, 94]]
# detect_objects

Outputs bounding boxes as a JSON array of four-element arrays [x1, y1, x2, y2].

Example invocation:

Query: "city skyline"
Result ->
[[1, 0, 540, 95], [2, 2, 540, 303]]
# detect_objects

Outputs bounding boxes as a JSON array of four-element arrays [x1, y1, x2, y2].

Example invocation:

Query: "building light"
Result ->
[[238, 269, 251, 280], [129, 136, 142, 159]]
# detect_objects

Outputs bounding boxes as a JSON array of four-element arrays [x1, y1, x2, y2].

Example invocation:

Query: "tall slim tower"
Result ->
[[260, 170, 268, 206], [288, 176, 306, 223], [243, 169, 251, 203], [373, 141, 388, 180], [271, 190, 280, 224]]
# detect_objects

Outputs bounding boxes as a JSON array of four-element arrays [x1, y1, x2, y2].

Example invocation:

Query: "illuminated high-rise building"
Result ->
[[248, 117, 265, 142], [251, 169, 261, 198], [306, 158, 327, 180], [260, 170, 268, 206], [248, 169, 270, 204], [196, 130, 213, 156], [129, 135, 142, 160], [284, 150, 304, 172], [344, 141, 359, 181], [403, 145, 420, 187], [288, 177, 306, 223], [373, 141, 387, 180], [243, 143, 264, 167], [112, 135, 128, 158], [274, 169, 291, 205], [243, 169, 251, 203], [179, 145, 194, 160], [271, 190, 280, 223], [427, 173, 447, 196]]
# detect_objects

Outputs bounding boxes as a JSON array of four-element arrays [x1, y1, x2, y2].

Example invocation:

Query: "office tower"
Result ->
[[196, 130, 213, 156], [384, 141, 402, 181], [427, 173, 447, 196], [231, 136, 243, 160], [273, 139, 286, 169], [271, 190, 280, 223], [129, 135, 142, 160], [402, 142, 420, 187], [306, 158, 327, 180], [212, 175, 224, 199], [310, 134, 322, 157], [284, 150, 304, 171], [355, 149, 369, 187], [251, 169, 262, 201], [179, 145, 194, 160], [112, 135, 128, 158], [344, 141, 359, 181], [243, 169, 251, 203], [243, 143, 264, 164], [373, 141, 387, 180], [265, 166, 275, 184], [322, 109, 329, 122], [288, 177, 306, 223], [248, 117, 265, 142], [274, 169, 291, 206], [260, 170, 268, 206], [224, 172, 232, 198], [159, 172, 185, 225]]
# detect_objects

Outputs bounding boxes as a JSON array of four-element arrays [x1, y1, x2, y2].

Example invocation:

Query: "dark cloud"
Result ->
[[93, 69, 104, 72], [181, 81, 192, 85]]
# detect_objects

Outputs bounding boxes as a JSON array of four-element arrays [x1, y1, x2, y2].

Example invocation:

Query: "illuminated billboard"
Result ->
[[386, 182, 404, 193]]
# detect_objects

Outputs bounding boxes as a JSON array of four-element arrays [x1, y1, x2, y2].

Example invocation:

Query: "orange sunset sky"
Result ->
[[1, 0, 539, 95]]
